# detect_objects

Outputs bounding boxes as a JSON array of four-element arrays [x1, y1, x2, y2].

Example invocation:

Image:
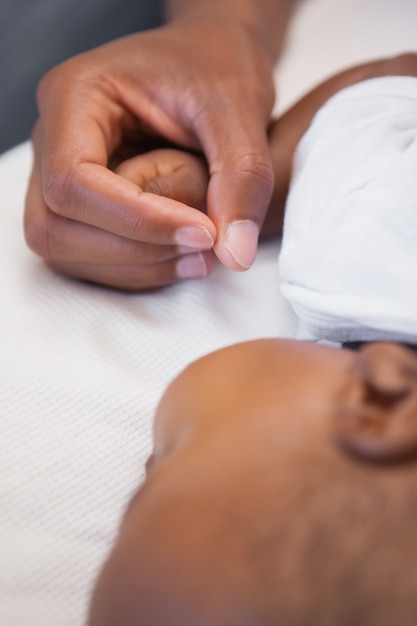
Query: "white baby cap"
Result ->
[[279, 76, 417, 346]]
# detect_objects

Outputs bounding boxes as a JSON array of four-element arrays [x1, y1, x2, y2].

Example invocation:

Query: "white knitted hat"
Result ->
[[280, 76, 417, 345]]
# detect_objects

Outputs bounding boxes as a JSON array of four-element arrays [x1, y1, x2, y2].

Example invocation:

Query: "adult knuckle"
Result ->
[[36, 58, 88, 108], [116, 238, 144, 264], [235, 153, 274, 188], [113, 202, 143, 239], [23, 212, 47, 257], [23, 210, 55, 260], [42, 167, 79, 218]]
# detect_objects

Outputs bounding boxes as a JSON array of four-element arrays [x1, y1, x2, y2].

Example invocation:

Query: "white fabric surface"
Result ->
[[0, 145, 294, 626], [280, 76, 417, 346], [1, 0, 416, 624]]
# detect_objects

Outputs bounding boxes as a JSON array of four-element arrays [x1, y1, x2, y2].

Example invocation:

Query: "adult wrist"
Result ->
[[164, 0, 294, 61]]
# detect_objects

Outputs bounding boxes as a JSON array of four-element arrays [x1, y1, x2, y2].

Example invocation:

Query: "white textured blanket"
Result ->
[[1, 0, 416, 624], [0, 144, 292, 626]]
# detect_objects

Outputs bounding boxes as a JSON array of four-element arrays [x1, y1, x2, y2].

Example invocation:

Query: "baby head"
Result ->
[[89, 339, 417, 626]]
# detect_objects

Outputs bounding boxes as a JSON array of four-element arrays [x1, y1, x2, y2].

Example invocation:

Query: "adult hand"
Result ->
[[24, 14, 277, 290]]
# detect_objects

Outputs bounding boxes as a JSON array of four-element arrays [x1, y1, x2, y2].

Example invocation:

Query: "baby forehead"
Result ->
[[152, 339, 355, 462], [158, 338, 351, 409]]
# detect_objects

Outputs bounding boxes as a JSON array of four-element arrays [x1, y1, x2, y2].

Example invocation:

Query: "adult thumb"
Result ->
[[200, 107, 274, 270]]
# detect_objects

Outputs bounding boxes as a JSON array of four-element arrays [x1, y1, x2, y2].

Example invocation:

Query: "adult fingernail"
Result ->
[[176, 252, 208, 279], [225, 220, 259, 269], [175, 225, 214, 249]]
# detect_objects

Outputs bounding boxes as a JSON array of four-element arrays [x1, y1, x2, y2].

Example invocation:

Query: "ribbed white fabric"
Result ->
[[0, 144, 292, 626], [280, 76, 417, 345]]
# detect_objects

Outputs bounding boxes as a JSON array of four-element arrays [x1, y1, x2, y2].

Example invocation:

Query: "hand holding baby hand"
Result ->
[[24, 17, 277, 290], [25, 138, 216, 290]]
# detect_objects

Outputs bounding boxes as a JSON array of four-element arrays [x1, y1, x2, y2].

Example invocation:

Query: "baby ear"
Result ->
[[333, 343, 417, 464]]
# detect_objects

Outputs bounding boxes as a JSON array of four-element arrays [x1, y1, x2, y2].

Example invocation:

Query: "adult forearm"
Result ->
[[165, 0, 296, 59]]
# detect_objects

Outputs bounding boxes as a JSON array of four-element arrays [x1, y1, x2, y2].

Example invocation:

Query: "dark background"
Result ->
[[0, 0, 163, 154]]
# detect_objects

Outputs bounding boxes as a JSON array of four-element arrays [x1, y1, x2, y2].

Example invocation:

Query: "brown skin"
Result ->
[[25, 51, 417, 290], [88, 339, 417, 625], [87, 53, 417, 624], [23, 0, 296, 290]]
